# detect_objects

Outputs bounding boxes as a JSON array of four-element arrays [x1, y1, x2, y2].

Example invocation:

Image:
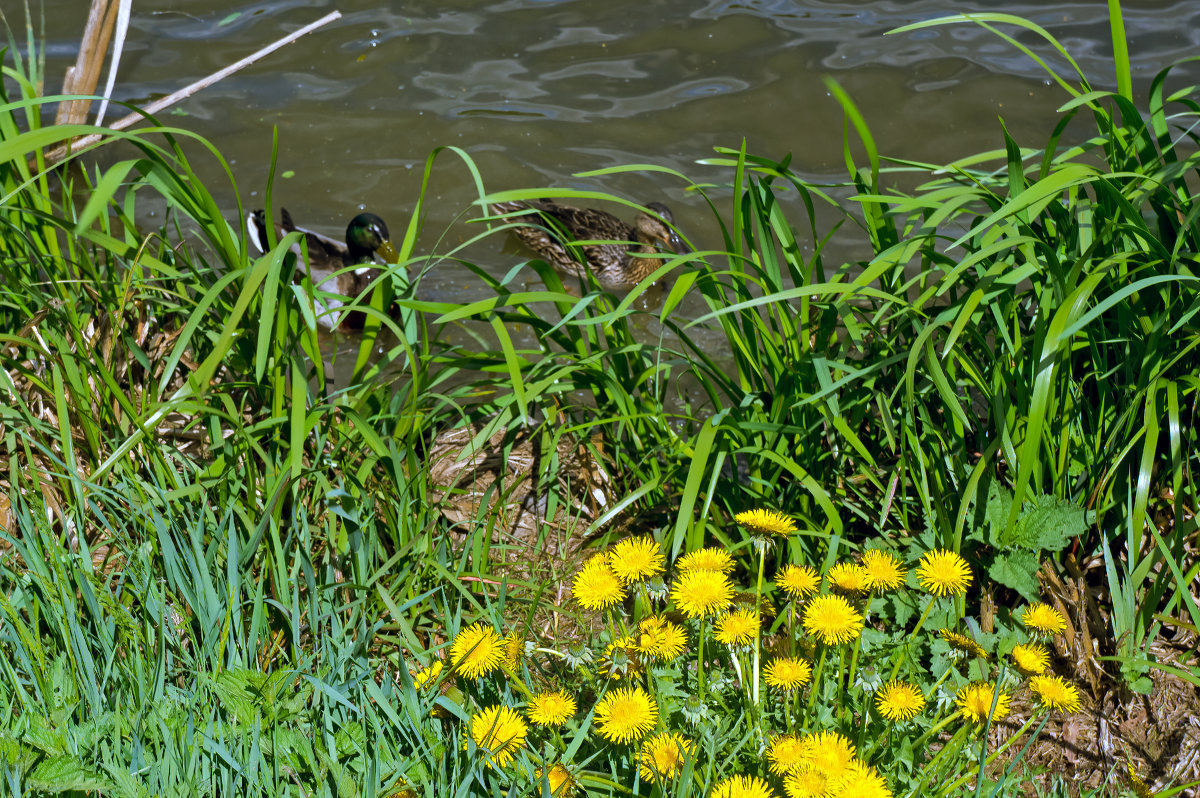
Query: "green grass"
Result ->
[[2, 3, 1198, 796]]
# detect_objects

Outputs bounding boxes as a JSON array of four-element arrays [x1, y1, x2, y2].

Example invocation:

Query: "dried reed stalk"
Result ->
[[55, 0, 120, 126], [44, 10, 343, 167]]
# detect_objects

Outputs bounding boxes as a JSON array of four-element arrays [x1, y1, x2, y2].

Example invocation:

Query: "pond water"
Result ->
[[29, 0, 1200, 337]]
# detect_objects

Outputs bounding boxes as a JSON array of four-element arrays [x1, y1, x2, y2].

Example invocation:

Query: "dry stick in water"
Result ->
[[56, 0, 120, 125], [44, 10, 343, 166]]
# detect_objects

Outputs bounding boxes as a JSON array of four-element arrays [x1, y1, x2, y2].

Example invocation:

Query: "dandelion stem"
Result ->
[[786, 601, 795, 652], [907, 722, 969, 796], [807, 644, 828, 714], [738, 649, 765, 744], [937, 713, 1047, 797], [926, 665, 955, 704], [837, 646, 847, 719], [506, 675, 533, 699], [697, 617, 707, 698], [846, 593, 872, 691], [752, 540, 767, 707], [891, 595, 936, 681], [912, 697, 959, 753]]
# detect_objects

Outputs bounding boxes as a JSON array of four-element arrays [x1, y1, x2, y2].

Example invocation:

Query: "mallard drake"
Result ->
[[247, 208, 399, 330], [490, 199, 690, 289]]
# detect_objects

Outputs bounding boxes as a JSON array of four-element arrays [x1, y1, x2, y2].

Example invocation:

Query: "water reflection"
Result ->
[[28, 0, 1200, 327]]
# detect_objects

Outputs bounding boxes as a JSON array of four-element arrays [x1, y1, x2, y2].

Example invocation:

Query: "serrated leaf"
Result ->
[[984, 482, 1014, 547], [27, 754, 110, 792], [102, 763, 153, 798], [1010, 494, 1086, 552], [896, 735, 915, 777], [1129, 675, 1154, 694], [884, 590, 918, 627], [988, 550, 1041, 600], [211, 670, 257, 724], [21, 714, 64, 756], [859, 625, 889, 655], [334, 720, 365, 754]]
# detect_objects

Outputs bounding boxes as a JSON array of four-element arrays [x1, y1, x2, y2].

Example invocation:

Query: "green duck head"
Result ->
[[346, 212, 398, 263]]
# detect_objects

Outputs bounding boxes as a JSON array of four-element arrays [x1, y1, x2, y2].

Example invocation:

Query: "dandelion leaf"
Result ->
[[1010, 494, 1085, 552], [102, 763, 153, 798], [988, 549, 1041, 601], [859, 625, 888, 655], [334, 720, 366, 754], [982, 482, 1014, 547], [27, 754, 111, 792], [979, 482, 1084, 553], [895, 735, 916, 778], [317, 744, 360, 798], [884, 591, 918, 628], [211, 670, 259, 724]]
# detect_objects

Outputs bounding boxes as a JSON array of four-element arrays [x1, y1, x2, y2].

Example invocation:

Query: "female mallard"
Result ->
[[247, 208, 398, 330], [490, 199, 690, 289]]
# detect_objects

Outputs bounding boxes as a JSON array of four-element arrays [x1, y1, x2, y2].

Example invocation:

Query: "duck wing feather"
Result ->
[[492, 200, 637, 278]]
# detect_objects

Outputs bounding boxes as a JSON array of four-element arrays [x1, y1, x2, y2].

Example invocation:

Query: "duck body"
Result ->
[[490, 199, 689, 289], [247, 208, 397, 330]]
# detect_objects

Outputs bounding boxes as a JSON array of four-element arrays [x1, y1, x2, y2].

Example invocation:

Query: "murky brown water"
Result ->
[[28, 1, 1200, 322]]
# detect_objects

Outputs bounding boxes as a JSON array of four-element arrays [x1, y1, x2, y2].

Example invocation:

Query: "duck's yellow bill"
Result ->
[[376, 239, 400, 264]]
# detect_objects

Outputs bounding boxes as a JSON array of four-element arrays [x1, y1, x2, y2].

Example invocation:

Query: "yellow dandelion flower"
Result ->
[[955, 682, 1011, 725], [466, 704, 527, 768], [638, 731, 693, 784], [783, 767, 828, 798], [1020, 602, 1067, 636], [610, 536, 665, 585], [805, 730, 855, 778], [451, 623, 504, 679], [711, 774, 777, 798], [826, 562, 870, 595], [677, 547, 736, 574], [1010, 642, 1050, 676], [775, 563, 821, 599], [674, 569, 734, 619], [735, 508, 798, 538], [599, 635, 642, 680], [767, 733, 811, 776], [410, 660, 443, 689], [636, 615, 687, 661], [572, 555, 626, 611], [875, 680, 925, 721], [536, 763, 578, 797], [861, 549, 907, 592], [938, 628, 988, 660], [765, 656, 813, 691], [1029, 674, 1081, 714], [501, 633, 524, 672], [831, 760, 893, 798], [714, 608, 760, 647], [1126, 761, 1154, 798], [593, 685, 658, 744], [526, 689, 577, 726], [802, 594, 864, 646], [915, 549, 972, 597]]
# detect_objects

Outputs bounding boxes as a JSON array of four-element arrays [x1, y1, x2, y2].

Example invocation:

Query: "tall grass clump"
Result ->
[[1, 2, 1198, 797], [0, 20, 494, 794]]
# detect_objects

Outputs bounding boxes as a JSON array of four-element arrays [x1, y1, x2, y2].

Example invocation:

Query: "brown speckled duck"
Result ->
[[490, 199, 690, 289], [247, 208, 398, 330]]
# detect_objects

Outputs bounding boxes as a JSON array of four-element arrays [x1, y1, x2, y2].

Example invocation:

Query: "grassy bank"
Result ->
[[2, 6, 1198, 797]]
